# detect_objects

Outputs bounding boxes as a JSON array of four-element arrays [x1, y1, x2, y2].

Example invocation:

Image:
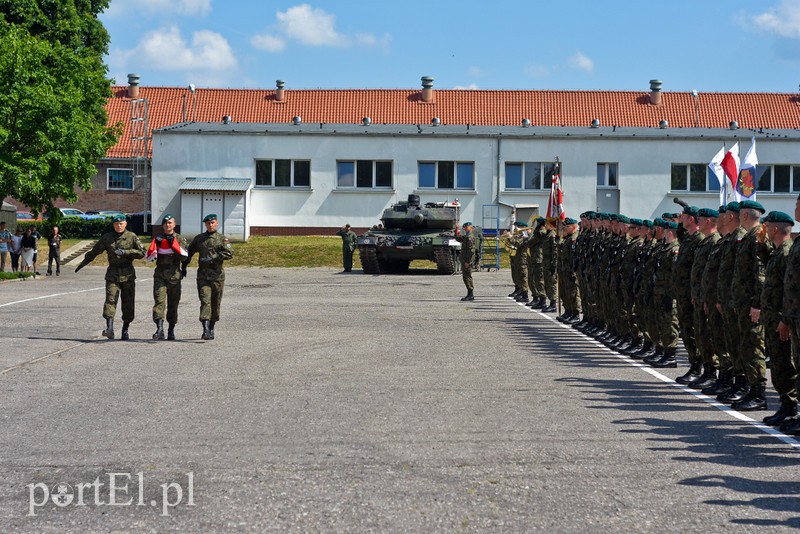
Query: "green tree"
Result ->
[[0, 0, 119, 217]]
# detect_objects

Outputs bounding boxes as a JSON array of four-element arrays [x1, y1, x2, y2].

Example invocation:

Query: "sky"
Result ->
[[100, 0, 800, 93]]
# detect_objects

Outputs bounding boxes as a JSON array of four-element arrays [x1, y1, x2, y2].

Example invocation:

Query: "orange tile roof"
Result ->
[[105, 86, 800, 158]]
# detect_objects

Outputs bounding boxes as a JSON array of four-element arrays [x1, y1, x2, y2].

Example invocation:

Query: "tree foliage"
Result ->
[[0, 0, 119, 217]]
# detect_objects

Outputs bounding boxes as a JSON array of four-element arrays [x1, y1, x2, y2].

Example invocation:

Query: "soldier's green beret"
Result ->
[[664, 221, 679, 229], [739, 200, 766, 214], [643, 220, 654, 228], [203, 214, 217, 222], [725, 201, 741, 213], [629, 218, 643, 226], [463, 221, 474, 227], [698, 207, 719, 218], [514, 221, 526, 227], [161, 214, 174, 224], [112, 214, 126, 222], [683, 206, 699, 216], [653, 218, 664, 227], [617, 215, 630, 224], [564, 217, 578, 225], [609, 213, 619, 221], [718, 205, 727, 214], [761, 211, 794, 224], [535, 217, 546, 225], [661, 212, 672, 219]]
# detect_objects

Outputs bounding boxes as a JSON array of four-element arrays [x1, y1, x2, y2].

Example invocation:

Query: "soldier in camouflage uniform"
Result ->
[[615, 218, 644, 353], [502, 221, 529, 301], [541, 219, 559, 312], [455, 221, 477, 301], [756, 211, 796, 425], [648, 220, 681, 367], [525, 218, 546, 307], [146, 214, 189, 341], [75, 214, 147, 340], [730, 200, 768, 411], [556, 218, 580, 322], [335, 224, 358, 272], [186, 214, 234, 340], [673, 206, 703, 384], [778, 196, 800, 435]]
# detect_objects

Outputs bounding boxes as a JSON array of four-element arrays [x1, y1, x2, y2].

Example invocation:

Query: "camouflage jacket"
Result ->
[[557, 232, 578, 275], [761, 239, 792, 321], [153, 233, 189, 282], [700, 234, 725, 306], [187, 231, 234, 282], [653, 240, 679, 298], [671, 230, 702, 301], [782, 238, 800, 320], [456, 231, 476, 264], [731, 227, 765, 310], [336, 229, 357, 252], [717, 227, 746, 309], [691, 232, 720, 301], [80, 230, 146, 283]]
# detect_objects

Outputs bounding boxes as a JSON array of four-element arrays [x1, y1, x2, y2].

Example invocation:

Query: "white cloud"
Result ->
[[751, 0, 800, 38], [467, 66, 484, 77], [108, 26, 238, 83], [251, 34, 286, 53], [276, 4, 348, 46], [567, 51, 594, 73], [251, 4, 389, 53], [453, 84, 480, 90], [524, 64, 549, 79], [104, 0, 211, 17]]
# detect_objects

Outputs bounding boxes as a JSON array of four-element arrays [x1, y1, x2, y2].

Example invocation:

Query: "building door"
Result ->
[[596, 163, 620, 214], [596, 189, 620, 214]]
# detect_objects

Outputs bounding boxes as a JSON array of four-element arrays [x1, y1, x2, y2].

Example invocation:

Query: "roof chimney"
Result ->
[[421, 76, 434, 103], [127, 73, 140, 99], [649, 79, 662, 106], [275, 80, 285, 102]]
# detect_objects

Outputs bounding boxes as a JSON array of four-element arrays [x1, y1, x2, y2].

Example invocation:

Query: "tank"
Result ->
[[357, 195, 466, 274]]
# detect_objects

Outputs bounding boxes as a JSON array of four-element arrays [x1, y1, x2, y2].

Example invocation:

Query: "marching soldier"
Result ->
[[147, 214, 188, 340], [186, 214, 234, 340], [75, 214, 146, 340]]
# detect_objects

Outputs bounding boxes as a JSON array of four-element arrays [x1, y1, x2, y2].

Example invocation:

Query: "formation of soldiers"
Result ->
[[76, 213, 233, 341], [502, 197, 800, 436]]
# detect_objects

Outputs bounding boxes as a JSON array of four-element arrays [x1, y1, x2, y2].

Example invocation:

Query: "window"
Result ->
[[107, 168, 133, 190], [418, 161, 475, 189], [670, 163, 718, 192], [336, 160, 393, 189], [755, 165, 800, 193], [504, 162, 557, 190], [255, 159, 310, 187], [596, 163, 618, 187]]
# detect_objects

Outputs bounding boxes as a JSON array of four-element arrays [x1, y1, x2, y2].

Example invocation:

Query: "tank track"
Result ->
[[433, 246, 457, 275], [358, 245, 380, 274]]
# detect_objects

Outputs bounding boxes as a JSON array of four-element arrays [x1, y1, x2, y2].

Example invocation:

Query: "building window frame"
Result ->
[[596, 162, 619, 188], [255, 159, 311, 188], [670, 163, 720, 192], [417, 160, 475, 190], [336, 160, 394, 189], [107, 168, 134, 191], [754, 164, 800, 193]]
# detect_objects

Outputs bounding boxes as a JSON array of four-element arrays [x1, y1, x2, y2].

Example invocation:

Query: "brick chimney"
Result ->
[[127, 73, 140, 99], [421, 76, 434, 103], [649, 79, 662, 106], [275, 80, 286, 102]]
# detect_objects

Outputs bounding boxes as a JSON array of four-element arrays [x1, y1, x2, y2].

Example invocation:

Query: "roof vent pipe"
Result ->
[[292, 116, 302, 125], [521, 118, 531, 127], [590, 118, 600, 128], [649, 79, 662, 105], [223, 115, 231, 124], [729, 120, 739, 130], [362, 117, 371, 126], [421, 76, 434, 103], [659, 119, 668, 129], [127, 73, 140, 99], [275, 80, 286, 102]]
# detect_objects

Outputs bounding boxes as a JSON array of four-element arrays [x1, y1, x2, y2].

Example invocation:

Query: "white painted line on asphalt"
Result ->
[[509, 297, 800, 451], [0, 278, 153, 308], [0, 342, 88, 375]]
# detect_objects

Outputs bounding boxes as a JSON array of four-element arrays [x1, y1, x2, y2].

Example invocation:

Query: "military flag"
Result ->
[[720, 142, 740, 191], [146, 234, 188, 262], [708, 145, 726, 205], [736, 137, 758, 201], [546, 165, 565, 221]]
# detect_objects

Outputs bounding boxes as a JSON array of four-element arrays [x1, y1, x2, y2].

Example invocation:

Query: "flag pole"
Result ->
[[554, 156, 562, 318]]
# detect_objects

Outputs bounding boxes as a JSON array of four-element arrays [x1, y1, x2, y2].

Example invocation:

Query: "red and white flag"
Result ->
[[146, 235, 188, 262], [720, 142, 740, 190], [546, 169, 565, 221]]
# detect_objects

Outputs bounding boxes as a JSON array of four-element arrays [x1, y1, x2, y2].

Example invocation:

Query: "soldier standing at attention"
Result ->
[[147, 214, 188, 341], [673, 206, 703, 385], [336, 224, 357, 272], [777, 195, 800, 435], [75, 214, 146, 340], [556, 217, 580, 322], [456, 221, 476, 301], [187, 214, 234, 340]]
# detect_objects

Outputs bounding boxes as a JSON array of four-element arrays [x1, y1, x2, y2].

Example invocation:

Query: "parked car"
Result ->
[[44, 207, 106, 220], [16, 211, 43, 221], [85, 210, 126, 218]]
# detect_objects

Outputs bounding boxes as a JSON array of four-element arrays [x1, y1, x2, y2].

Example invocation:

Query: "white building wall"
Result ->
[[151, 130, 800, 234]]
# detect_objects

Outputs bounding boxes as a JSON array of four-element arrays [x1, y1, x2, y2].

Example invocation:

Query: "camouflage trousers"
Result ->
[[764, 314, 796, 405], [543, 266, 557, 301], [693, 301, 718, 369], [510, 254, 528, 292], [706, 305, 727, 368], [735, 307, 766, 387], [676, 298, 698, 363], [653, 295, 678, 349], [528, 261, 543, 297], [104, 280, 136, 323], [558, 271, 580, 314], [722, 306, 742, 374], [198, 279, 225, 322], [153, 275, 182, 324], [342, 247, 354, 271], [462, 262, 474, 292]]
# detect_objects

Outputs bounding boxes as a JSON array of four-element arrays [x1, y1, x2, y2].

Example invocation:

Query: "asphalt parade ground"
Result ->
[[1, 267, 799, 532]]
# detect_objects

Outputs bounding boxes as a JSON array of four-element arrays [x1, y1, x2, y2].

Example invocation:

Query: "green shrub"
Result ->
[[18, 217, 115, 238]]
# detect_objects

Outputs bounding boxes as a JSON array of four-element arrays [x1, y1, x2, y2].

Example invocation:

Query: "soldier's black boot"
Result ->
[[689, 367, 718, 390], [121, 321, 131, 341], [652, 347, 678, 368], [102, 318, 115, 339], [621, 337, 644, 356], [515, 291, 529, 302], [209, 321, 216, 340], [643, 345, 664, 365], [461, 290, 474, 301], [543, 299, 557, 312], [167, 323, 176, 341], [201, 320, 211, 340], [732, 384, 768, 411], [509, 288, 520, 298], [702, 369, 731, 396], [153, 319, 165, 340], [763, 402, 798, 426], [631, 341, 655, 360], [675, 362, 703, 384], [718, 375, 749, 404]]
